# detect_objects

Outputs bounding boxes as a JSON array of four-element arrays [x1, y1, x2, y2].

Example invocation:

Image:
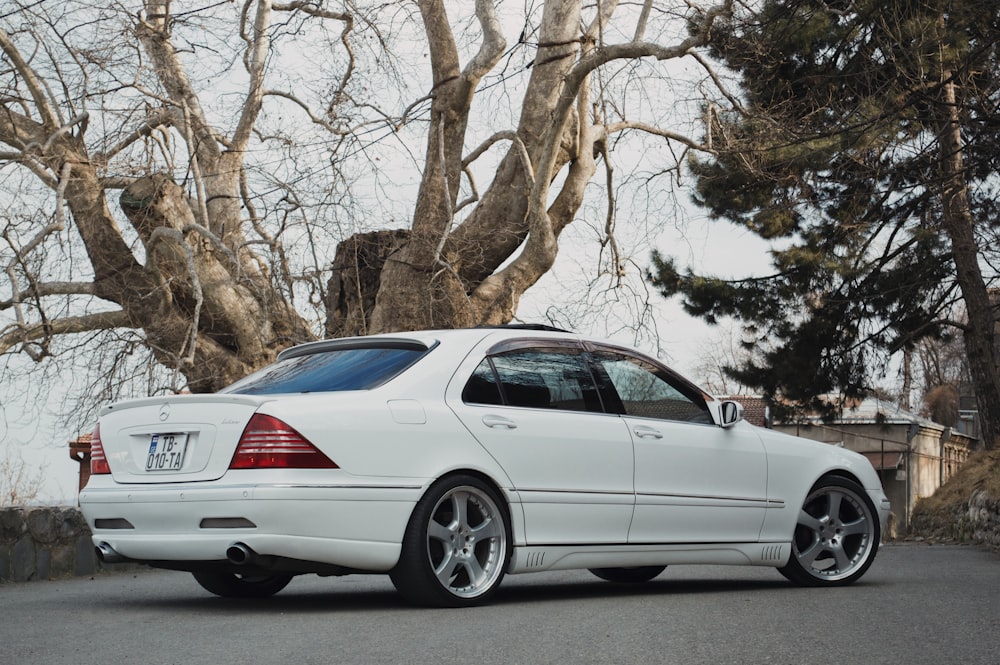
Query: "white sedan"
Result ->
[[80, 326, 890, 606]]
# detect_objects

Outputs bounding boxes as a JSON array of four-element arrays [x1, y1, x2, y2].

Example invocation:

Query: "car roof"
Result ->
[[277, 326, 584, 360], [274, 326, 715, 405]]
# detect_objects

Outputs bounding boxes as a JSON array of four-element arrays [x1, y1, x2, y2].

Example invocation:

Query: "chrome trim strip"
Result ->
[[515, 488, 635, 496], [263, 483, 424, 490], [636, 491, 770, 504]]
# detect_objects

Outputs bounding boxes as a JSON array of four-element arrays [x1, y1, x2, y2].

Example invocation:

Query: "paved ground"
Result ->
[[2, 542, 998, 664]]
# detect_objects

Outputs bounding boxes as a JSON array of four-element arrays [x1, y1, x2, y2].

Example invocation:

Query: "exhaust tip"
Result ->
[[226, 542, 254, 565], [95, 541, 126, 564]]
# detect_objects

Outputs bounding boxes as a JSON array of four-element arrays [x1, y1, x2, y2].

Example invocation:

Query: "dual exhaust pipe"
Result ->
[[95, 541, 261, 566]]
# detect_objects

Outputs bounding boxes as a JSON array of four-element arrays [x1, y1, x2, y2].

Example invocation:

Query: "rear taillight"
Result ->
[[230, 414, 338, 469], [90, 423, 111, 475]]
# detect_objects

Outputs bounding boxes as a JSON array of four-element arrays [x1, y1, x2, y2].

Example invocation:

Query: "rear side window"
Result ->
[[222, 346, 427, 395], [463, 349, 603, 413], [462, 361, 504, 405]]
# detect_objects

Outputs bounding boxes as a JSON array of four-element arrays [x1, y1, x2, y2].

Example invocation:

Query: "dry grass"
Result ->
[[911, 448, 1000, 542], [917, 448, 1000, 509]]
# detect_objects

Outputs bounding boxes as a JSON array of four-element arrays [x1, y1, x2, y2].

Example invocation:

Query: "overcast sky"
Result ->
[[1, 210, 773, 505]]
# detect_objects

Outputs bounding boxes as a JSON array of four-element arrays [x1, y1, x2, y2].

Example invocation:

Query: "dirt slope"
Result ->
[[909, 449, 1000, 549]]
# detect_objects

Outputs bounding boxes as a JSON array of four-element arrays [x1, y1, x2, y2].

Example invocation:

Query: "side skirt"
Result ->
[[507, 542, 790, 574]]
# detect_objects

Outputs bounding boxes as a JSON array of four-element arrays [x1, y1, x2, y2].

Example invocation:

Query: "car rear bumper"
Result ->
[[80, 482, 424, 572]]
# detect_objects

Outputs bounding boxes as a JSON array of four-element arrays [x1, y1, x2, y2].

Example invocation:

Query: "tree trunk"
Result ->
[[326, 230, 409, 337], [118, 175, 315, 391], [937, 77, 1000, 450]]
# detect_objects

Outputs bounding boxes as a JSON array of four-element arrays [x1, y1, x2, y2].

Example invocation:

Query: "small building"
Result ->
[[68, 433, 92, 501], [727, 395, 976, 537]]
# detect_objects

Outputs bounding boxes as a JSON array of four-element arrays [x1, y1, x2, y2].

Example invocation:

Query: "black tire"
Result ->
[[390, 474, 511, 607], [589, 566, 666, 583], [192, 571, 294, 598], [779, 476, 880, 586]]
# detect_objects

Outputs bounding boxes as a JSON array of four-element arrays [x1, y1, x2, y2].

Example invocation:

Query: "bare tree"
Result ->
[[687, 322, 760, 396], [1, 0, 733, 422], [0, 446, 44, 506]]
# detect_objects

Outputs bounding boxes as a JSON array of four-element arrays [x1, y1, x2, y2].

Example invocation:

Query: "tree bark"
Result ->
[[119, 175, 314, 390], [326, 230, 409, 338], [937, 77, 1000, 450]]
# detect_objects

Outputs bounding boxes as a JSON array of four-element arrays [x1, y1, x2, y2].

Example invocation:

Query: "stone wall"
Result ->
[[964, 490, 1000, 549], [910, 489, 1000, 550], [0, 506, 102, 582]]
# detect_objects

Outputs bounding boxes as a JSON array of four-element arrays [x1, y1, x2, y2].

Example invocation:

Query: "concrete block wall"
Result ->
[[0, 506, 103, 582]]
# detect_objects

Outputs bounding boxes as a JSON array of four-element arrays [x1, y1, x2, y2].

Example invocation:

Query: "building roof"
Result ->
[[722, 396, 769, 428], [726, 394, 976, 443], [817, 396, 940, 428]]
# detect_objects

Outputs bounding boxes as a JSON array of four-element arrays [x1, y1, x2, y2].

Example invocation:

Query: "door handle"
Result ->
[[483, 415, 517, 430], [633, 425, 663, 439]]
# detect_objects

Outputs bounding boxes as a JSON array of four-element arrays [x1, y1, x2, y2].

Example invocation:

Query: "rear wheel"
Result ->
[[192, 571, 293, 598], [390, 475, 510, 607], [779, 476, 879, 586], [589, 566, 666, 583]]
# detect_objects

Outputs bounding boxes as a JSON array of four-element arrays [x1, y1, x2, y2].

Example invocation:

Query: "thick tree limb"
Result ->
[[0, 282, 97, 310], [0, 26, 59, 131], [233, 0, 272, 153], [463, 0, 506, 82], [0, 310, 132, 356]]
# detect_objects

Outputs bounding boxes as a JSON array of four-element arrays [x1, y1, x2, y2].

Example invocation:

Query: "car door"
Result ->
[[449, 340, 635, 546], [590, 347, 768, 544]]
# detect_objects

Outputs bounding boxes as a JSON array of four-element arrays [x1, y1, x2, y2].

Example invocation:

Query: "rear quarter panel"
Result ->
[[259, 390, 514, 486]]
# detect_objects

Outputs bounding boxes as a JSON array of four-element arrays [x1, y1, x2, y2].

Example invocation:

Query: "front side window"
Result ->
[[593, 351, 711, 423], [462, 348, 602, 413], [223, 346, 427, 395]]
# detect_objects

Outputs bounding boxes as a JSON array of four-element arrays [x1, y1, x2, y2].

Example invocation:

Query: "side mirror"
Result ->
[[718, 400, 744, 428]]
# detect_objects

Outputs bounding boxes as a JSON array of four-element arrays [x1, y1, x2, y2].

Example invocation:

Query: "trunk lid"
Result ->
[[97, 394, 269, 483]]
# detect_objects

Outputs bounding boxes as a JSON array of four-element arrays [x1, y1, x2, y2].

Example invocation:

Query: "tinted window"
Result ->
[[470, 349, 602, 412], [222, 347, 426, 395], [593, 352, 711, 423], [462, 360, 504, 405]]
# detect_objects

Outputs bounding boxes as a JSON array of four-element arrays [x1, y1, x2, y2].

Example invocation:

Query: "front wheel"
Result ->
[[192, 571, 293, 598], [589, 566, 666, 583], [779, 476, 880, 586], [390, 475, 510, 607]]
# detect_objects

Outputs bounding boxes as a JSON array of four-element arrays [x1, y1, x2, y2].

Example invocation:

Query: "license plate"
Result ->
[[145, 433, 188, 472]]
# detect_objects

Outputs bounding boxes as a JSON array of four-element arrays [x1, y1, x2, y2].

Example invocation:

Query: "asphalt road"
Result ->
[[2, 542, 998, 665]]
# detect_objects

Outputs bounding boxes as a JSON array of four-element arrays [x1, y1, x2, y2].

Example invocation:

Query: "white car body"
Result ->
[[80, 327, 891, 606]]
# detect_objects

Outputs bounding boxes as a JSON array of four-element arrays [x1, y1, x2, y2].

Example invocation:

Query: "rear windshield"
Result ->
[[222, 345, 427, 395]]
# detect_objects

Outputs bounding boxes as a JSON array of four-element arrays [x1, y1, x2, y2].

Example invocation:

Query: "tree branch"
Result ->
[[0, 26, 60, 131], [232, 0, 273, 152], [0, 282, 97, 310], [604, 120, 714, 153], [273, 1, 354, 99], [93, 107, 174, 164], [462, 0, 506, 83], [0, 310, 132, 356]]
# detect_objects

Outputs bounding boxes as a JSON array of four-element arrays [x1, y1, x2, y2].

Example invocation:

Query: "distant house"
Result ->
[[68, 433, 92, 500], [724, 395, 770, 429], [726, 395, 976, 537]]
